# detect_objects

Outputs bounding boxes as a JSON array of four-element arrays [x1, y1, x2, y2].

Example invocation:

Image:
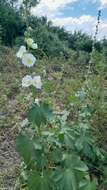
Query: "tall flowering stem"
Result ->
[[85, 10, 101, 85], [90, 10, 101, 66], [16, 0, 42, 102]]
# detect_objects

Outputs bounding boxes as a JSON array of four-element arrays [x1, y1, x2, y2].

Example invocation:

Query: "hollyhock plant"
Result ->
[[15, 3, 105, 190]]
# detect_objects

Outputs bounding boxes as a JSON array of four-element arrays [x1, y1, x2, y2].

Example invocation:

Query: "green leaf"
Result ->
[[74, 161, 88, 172], [75, 138, 83, 151], [28, 104, 46, 127], [79, 179, 88, 188], [63, 154, 88, 172], [50, 148, 62, 163], [28, 172, 51, 190], [79, 180, 96, 190], [54, 154, 89, 190], [16, 134, 33, 165], [63, 127, 74, 148], [28, 103, 53, 127], [63, 169, 77, 190], [41, 103, 53, 121], [55, 168, 78, 190]]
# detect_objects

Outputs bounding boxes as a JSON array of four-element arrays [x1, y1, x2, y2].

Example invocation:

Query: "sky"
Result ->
[[31, 0, 107, 39]]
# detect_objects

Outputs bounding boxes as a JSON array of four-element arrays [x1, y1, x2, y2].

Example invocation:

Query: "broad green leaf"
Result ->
[[28, 104, 46, 127], [16, 134, 45, 169], [79, 179, 88, 188], [54, 154, 88, 190], [16, 134, 33, 165], [63, 154, 88, 172], [41, 103, 53, 121], [62, 169, 77, 190], [74, 161, 88, 172], [79, 181, 96, 190], [56, 168, 78, 190], [63, 128, 74, 148], [28, 172, 51, 190], [28, 103, 53, 127], [75, 138, 83, 151], [50, 148, 62, 163]]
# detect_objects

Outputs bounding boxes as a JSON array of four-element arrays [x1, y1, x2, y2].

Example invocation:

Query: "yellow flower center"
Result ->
[[28, 58, 32, 65]]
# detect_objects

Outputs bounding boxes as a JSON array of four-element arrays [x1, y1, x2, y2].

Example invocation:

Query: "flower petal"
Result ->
[[22, 75, 33, 87], [16, 46, 26, 59], [22, 53, 36, 67], [32, 76, 42, 89], [31, 43, 38, 49]]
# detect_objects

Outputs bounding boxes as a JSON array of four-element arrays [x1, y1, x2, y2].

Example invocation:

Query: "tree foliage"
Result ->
[[0, 0, 107, 57], [0, 0, 25, 46]]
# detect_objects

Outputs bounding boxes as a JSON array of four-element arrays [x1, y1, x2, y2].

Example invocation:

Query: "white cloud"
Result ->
[[98, 22, 107, 39], [31, 0, 78, 18], [100, 0, 107, 8], [31, 0, 107, 39], [53, 15, 95, 33], [39, 0, 77, 11], [53, 15, 107, 39], [90, 0, 107, 8]]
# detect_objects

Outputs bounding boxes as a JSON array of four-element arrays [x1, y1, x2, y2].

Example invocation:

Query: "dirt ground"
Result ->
[[0, 126, 20, 190]]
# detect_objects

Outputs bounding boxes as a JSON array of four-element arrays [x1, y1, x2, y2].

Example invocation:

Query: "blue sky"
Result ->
[[61, 1, 107, 19], [31, 0, 107, 39]]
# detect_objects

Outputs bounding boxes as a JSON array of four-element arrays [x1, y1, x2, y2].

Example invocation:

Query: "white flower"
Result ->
[[22, 53, 36, 67], [31, 43, 38, 49], [25, 38, 34, 47], [35, 98, 40, 105], [25, 38, 38, 49], [32, 76, 42, 89], [28, 27, 33, 31], [16, 46, 26, 58], [22, 75, 42, 89], [22, 75, 32, 87]]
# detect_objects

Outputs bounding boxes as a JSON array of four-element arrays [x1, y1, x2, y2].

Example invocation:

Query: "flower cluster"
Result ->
[[25, 38, 38, 49], [16, 45, 36, 67], [16, 36, 42, 90], [22, 75, 42, 89]]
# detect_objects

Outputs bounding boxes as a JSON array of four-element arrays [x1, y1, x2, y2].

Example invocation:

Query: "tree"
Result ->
[[68, 31, 93, 53], [0, 0, 25, 46], [102, 38, 107, 60], [0, 25, 2, 45]]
